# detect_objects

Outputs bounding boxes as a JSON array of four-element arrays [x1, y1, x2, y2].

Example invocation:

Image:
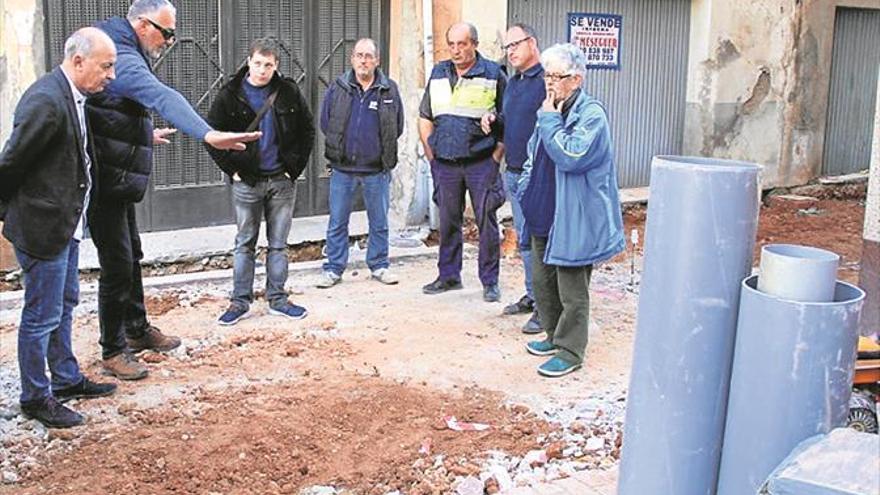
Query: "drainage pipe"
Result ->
[[757, 244, 839, 302], [716, 275, 865, 495], [618, 156, 761, 495]]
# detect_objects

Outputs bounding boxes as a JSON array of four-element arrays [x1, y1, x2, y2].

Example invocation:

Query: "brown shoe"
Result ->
[[127, 325, 181, 353], [102, 353, 149, 381]]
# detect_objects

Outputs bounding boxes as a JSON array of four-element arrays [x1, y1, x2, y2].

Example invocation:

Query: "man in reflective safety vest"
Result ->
[[418, 22, 507, 303]]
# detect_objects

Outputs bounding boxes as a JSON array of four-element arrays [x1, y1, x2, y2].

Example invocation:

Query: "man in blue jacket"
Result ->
[[418, 22, 507, 303], [0, 28, 118, 428], [88, 0, 260, 380], [317, 38, 404, 289], [482, 23, 545, 333], [518, 44, 625, 377]]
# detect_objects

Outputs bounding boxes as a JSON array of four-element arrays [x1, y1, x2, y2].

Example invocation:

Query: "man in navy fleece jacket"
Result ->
[[87, 0, 260, 381]]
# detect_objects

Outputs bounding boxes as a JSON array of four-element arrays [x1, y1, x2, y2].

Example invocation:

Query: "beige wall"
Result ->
[[684, 0, 880, 187], [0, 0, 43, 271]]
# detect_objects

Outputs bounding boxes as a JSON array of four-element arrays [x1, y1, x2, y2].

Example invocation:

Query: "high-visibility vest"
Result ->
[[426, 54, 504, 161]]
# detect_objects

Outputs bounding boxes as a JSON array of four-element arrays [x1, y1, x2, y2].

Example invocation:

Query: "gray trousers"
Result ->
[[531, 236, 593, 364]]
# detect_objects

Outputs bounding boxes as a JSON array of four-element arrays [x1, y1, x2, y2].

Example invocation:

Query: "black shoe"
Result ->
[[503, 294, 535, 315], [483, 284, 501, 302], [522, 311, 543, 334], [20, 397, 84, 428], [53, 377, 117, 403], [422, 278, 463, 295]]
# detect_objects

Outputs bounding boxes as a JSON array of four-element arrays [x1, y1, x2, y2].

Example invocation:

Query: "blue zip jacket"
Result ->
[[517, 90, 625, 266], [95, 17, 212, 140], [88, 17, 213, 202]]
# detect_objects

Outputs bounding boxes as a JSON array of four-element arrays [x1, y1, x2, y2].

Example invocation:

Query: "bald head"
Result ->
[[447, 22, 478, 45], [446, 22, 479, 73], [61, 27, 117, 94], [63, 27, 115, 61]]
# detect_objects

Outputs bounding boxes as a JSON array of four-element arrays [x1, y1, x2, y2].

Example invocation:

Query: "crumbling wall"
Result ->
[[684, 0, 879, 188], [0, 0, 43, 271], [387, 0, 507, 228]]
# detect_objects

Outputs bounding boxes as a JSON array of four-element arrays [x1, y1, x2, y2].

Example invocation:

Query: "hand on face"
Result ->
[[542, 90, 563, 112]]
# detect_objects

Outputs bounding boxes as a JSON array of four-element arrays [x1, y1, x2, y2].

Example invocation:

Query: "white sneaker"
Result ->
[[371, 268, 399, 285], [316, 271, 341, 289]]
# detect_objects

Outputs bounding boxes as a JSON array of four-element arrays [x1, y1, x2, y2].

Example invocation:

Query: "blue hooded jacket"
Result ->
[[517, 90, 625, 266], [88, 16, 212, 202]]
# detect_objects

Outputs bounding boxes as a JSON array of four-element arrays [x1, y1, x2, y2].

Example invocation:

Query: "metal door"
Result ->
[[43, 0, 387, 231], [823, 7, 880, 176], [227, 0, 386, 217], [508, 0, 691, 188]]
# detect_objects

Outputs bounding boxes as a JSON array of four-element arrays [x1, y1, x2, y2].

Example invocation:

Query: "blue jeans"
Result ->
[[323, 169, 391, 275], [15, 239, 84, 404], [504, 169, 533, 299], [231, 177, 296, 309]]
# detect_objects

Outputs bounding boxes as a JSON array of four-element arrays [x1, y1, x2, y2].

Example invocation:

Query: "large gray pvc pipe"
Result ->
[[758, 244, 839, 302], [618, 156, 761, 495], [716, 275, 865, 495]]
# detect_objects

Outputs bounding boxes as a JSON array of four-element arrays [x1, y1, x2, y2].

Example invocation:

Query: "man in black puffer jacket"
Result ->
[[88, 0, 261, 381], [206, 37, 315, 326]]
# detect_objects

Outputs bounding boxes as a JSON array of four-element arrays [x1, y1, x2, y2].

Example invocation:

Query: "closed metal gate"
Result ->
[[508, 0, 691, 187], [822, 7, 880, 177], [44, 0, 387, 231]]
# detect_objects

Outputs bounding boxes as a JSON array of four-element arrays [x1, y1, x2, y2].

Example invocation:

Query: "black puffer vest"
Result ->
[[323, 69, 402, 170], [87, 17, 154, 203]]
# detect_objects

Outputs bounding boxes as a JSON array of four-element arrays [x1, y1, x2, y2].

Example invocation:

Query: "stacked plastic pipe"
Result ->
[[618, 156, 866, 495]]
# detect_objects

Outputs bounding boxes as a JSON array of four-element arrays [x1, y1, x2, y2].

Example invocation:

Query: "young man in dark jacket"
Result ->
[[206, 37, 315, 325], [316, 38, 404, 288]]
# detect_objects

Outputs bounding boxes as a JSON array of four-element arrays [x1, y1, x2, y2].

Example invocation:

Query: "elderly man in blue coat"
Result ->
[[517, 43, 625, 377]]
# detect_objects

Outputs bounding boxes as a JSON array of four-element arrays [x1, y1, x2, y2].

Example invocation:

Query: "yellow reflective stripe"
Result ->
[[429, 79, 454, 114], [430, 76, 497, 118]]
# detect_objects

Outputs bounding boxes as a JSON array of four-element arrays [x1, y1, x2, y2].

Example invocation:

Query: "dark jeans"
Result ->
[[15, 239, 84, 403], [531, 236, 593, 364], [323, 169, 390, 276], [89, 201, 149, 359], [231, 177, 296, 309], [431, 156, 505, 286]]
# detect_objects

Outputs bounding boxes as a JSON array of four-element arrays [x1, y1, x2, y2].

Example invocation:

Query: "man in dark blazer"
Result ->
[[0, 28, 118, 428]]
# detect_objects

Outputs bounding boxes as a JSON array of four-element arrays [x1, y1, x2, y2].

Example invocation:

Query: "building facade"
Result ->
[[0, 0, 878, 260]]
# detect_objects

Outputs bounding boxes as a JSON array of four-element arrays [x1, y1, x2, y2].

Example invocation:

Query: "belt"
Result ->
[[253, 171, 288, 181], [436, 154, 491, 166]]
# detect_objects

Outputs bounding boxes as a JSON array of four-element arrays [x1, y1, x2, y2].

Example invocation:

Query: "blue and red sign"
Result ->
[[568, 13, 623, 70]]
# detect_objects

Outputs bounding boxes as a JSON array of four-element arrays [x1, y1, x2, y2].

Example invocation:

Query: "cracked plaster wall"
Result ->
[[0, 0, 43, 271], [684, 0, 880, 188]]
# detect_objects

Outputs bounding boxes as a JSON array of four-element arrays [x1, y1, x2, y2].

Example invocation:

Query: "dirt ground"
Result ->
[[0, 192, 867, 494]]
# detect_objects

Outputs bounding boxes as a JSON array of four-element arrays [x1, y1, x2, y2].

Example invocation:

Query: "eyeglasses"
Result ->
[[502, 36, 532, 51], [543, 73, 573, 83], [353, 52, 376, 60], [141, 17, 175, 41]]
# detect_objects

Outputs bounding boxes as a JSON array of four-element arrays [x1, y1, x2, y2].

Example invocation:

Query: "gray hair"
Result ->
[[127, 0, 176, 22], [447, 22, 479, 44], [354, 38, 380, 58], [540, 43, 587, 78], [64, 27, 114, 60]]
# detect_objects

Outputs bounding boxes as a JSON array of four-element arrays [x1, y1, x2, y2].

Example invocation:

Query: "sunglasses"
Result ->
[[142, 17, 175, 41]]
